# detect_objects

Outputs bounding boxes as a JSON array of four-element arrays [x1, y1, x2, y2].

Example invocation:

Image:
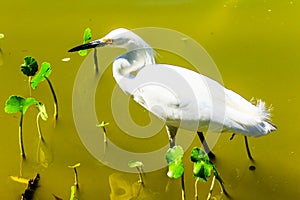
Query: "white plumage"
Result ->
[[69, 28, 277, 148]]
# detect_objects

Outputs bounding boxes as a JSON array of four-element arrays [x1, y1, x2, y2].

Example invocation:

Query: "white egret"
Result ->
[[69, 28, 277, 160]]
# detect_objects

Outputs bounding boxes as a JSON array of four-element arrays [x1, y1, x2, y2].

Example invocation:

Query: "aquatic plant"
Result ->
[[68, 163, 81, 199], [190, 147, 228, 199], [96, 121, 109, 143], [4, 95, 38, 158], [10, 174, 40, 200], [35, 102, 48, 141], [78, 28, 92, 56], [128, 161, 144, 186], [20, 56, 38, 96], [31, 61, 58, 121], [165, 145, 185, 200]]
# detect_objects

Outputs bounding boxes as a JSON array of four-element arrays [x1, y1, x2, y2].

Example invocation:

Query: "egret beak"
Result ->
[[68, 38, 112, 52]]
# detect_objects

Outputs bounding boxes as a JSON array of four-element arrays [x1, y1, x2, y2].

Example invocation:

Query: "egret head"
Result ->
[[68, 28, 149, 52]]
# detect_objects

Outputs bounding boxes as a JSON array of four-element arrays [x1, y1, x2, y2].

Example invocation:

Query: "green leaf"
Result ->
[[165, 146, 184, 179], [83, 28, 92, 43], [5, 95, 38, 114], [193, 161, 213, 182], [96, 121, 110, 127], [21, 56, 38, 77], [78, 28, 92, 57], [165, 145, 184, 163], [167, 158, 184, 179], [36, 102, 48, 121], [128, 161, 143, 168], [31, 62, 52, 89], [190, 147, 210, 163]]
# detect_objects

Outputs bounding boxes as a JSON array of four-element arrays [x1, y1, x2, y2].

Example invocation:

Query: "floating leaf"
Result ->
[[68, 163, 81, 169], [31, 62, 52, 89], [128, 161, 144, 168], [79, 28, 92, 56], [165, 146, 184, 179], [21, 56, 38, 77], [96, 121, 110, 127], [5, 95, 38, 114], [36, 102, 48, 121]]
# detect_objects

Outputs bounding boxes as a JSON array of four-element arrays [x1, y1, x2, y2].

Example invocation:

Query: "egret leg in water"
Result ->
[[69, 28, 277, 160]]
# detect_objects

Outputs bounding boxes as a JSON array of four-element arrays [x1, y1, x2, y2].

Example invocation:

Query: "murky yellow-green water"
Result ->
[[1, 0, 300, 199]]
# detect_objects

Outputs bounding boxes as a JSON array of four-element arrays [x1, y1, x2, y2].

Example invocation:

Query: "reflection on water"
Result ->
[[109, 173, 158, 200]]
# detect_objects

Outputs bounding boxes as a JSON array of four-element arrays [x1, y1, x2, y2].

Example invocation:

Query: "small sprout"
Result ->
[[31, 61, 58, 121], [128, 161, 144, 186], [21, 56, 38, 77], [20, 56, 38, 96], [78, 28, 92, 56], [5, 95, 38, 158], [96, 121, 109, 143], [191, 148, 228, 199], [165, 145, 186, 200], [68, 163, 81, 189]]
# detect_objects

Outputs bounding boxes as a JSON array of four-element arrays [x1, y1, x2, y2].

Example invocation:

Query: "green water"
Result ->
[[1, 0, 300, 199]]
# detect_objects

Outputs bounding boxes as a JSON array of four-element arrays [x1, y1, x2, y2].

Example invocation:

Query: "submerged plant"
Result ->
[[96, 121, 109, 143], [165, 145, 185, 200], [20, 56, 38, 96], [191, 147, 228, 199], [5, 95, 38, 158], [78, 28, 92, 56], [68, 163, 81, 189], [128, 161, 144, 186], [36, 102, 48, 141], [31, 61, 58, 121], [68, 163, 81, 200]]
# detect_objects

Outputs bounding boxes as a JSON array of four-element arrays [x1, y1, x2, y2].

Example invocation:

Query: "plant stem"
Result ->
[[19, 112, 25, 158], [28, 76, 32, 96], [206, 175, 216, 200], [195, 178, 199, 200], [244, 136, 254, 161], [36, 112, 44, 142], [44, 76, 58, 121], [181, 172, 186, 200], [74, 168, 79, 189], [136, 166, 144, 186], [216, 177, 229, 197]]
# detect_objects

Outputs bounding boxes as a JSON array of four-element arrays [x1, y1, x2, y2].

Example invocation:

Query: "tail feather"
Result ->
[[225, 89, 277, 137]]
